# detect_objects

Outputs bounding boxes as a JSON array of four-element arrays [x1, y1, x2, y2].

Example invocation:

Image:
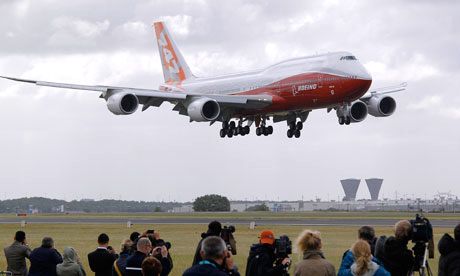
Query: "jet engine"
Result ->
[[337, 101, 368, 124], [367, 95, 396, 117], [106, 92, 139, 115], [187, 97, 221, 121]]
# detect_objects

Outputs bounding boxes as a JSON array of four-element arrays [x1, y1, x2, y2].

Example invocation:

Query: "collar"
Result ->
[[199, 259, 221, 268], [97, 247, 108, 250]]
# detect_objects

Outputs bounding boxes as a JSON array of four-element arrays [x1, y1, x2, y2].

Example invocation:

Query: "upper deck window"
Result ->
[[340, 56, 357, 60]]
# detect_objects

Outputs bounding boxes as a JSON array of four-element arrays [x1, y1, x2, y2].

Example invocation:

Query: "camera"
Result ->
[[221, 225, 237, 255], [410, 214, 435, 274], [274, 235, 292, 258], [152, 238, 172, 250], [410, 214, 433, 244]]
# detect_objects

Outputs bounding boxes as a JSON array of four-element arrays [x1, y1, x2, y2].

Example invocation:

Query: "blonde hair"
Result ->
[[394, 220, 412, 239], [296, 229, 322, 253], [351, 240, 372, 276]]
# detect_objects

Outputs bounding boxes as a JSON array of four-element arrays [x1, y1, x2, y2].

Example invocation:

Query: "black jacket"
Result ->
[[438, 233, 460, 276], [28, 246, 63, 276], [88, 248, 118, 276], [183, 259, 239, 276], [381, 236, 414, 276], [245, 244, 286, 276], [126, 251, 172, 276], [193, 232, 222, 265]]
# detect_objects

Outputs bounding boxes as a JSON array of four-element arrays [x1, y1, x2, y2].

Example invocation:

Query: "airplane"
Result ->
[[1, 21, 406, 138]]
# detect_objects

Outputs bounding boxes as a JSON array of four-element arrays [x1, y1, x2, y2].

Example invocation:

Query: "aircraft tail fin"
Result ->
[[154, 21, 195, 83]]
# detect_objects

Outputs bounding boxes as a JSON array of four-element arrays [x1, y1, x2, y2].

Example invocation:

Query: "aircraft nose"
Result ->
[[357, 64, 372, 81]]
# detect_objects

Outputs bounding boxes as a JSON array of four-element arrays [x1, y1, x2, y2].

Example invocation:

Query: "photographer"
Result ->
[[146, 229, 173, 275], [381, 220, 414, 276], [193, 221, 223, 265], [294, 229, 335, 276], [438, 223, 460, 276], [245, 230, 290, 276], [183, 236, 239, 276], [126, 237, 172, 276], [28, 237, 63, 276], [3, 230, 31, 276]]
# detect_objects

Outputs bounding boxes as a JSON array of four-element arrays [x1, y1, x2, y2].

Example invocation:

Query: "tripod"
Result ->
[[412, 242, 433, 276]]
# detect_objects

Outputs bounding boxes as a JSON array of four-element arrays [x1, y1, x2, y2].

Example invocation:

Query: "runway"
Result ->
[[0, 216, 458, 228]]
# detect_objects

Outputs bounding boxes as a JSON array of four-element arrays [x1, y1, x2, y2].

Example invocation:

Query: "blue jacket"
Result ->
[[183, 259, 240, 276], [28, 247, 63, 276], [338, 250, 386, 276]]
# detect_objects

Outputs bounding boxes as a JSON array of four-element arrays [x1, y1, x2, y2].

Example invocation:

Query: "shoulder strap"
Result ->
[[113, 260, 122, 276]]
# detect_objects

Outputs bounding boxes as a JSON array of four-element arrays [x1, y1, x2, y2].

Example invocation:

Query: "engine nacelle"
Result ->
[[337, 101, 368, 123], [367, 96, 396, 117], [187, 97, 221, 122], [106, 93, 139, 115]]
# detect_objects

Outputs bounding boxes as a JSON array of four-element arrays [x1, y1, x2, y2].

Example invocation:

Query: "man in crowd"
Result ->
[[193, 221, 222, 265], [28, 237, 63, 276], [113, 239, 133, 276], [245, 230, 290, 276], [3, 230, 32, 276], [381, 220, 415, 276], [183, 236, 239, 276], [338, 226, 381, 276], [88, 233, 118, 276], [438, 223, 460, 276], [126, 237, 172, 276]]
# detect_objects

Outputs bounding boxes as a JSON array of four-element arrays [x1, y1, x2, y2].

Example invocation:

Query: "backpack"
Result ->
[[245, 244, 264, 276]]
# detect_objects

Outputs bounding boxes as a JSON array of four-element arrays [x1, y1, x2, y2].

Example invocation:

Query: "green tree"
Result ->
[[245, 203, 270, 212], [193, 194, 230, 212]]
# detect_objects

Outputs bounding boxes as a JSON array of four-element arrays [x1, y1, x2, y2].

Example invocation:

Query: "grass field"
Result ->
[[0, 212, 457, 275]]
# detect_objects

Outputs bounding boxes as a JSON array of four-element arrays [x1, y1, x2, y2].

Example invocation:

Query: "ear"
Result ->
[[200, 250, 205, 258]]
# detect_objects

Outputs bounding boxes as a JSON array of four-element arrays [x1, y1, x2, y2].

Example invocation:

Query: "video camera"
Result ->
[[221, 225, 237, 255], [410, 214, 434, 275], [410, 214, 433, 244], [274, 235, 292, 258]]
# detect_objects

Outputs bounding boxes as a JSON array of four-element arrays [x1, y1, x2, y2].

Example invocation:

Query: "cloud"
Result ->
[[159, 15, 193, 37], [52, 17, 110, 38], [408, 95, 460, 119]]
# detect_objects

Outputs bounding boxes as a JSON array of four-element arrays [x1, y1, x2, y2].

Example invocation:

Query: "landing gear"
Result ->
[[219, 119, 250, 138], [287, 120, 303, 138], [338, 116, 351, 125], [255, 117, 273, 137]]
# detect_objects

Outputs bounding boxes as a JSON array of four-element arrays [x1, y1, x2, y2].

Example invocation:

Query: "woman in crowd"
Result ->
[[349, 240, 389, 276], [294, 229, 335, 276], [56, 247, 86, 276]]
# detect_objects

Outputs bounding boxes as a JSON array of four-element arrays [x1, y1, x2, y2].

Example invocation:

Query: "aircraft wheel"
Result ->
[[296, 122, 303, 130], [345, 117, 351, 125], [256, 127, 262, 136], [227, 131, 233, 138], [244, 126, 250, 135], [219, 129, 226, 138], [294, 129, 301, 138], [267, 126, 273, 135], [289, 121, 295, 130], [287, 129, 293, 138], [229, 121, 236, 129], [338, 116, 345, 125]]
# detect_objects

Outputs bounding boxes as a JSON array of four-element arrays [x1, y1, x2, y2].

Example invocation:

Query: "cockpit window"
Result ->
[[340, 56, 357, 60]]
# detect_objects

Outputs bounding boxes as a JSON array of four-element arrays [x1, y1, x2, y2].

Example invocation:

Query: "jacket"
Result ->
[[183, 259, 240, 276], [126, 251, 172, 276], [245, 244, 286, 276], [338, 250, 382, 276], [438, 233, 460, 276], [112, 250, 131, 276], [294, 250, 335, 276], [28, 246, 63, 276], [56, 247, 86, 276], [350, 261, 390, 276], [3, 241, 31, 276], [380, 237, 414, 276], [88, 247, 118, 276], [192, 232, 220, 265]]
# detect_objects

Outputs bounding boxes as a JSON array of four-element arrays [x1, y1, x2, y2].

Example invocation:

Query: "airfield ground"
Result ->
[[0, 212, 458, 275]]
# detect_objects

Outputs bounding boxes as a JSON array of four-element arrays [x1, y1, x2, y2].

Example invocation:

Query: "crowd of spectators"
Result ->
[[2, 221, 460, 276]]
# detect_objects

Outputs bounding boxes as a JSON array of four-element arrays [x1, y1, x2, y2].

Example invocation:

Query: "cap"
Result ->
[[259, 230, 275, 245]]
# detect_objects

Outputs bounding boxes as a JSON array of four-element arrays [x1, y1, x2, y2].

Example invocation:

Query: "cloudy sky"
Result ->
[[0, 0, 458, 202]]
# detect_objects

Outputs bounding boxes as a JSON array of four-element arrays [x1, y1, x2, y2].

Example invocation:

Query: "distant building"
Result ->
[[366, 178, 383, 201], [341, 179, 361, 201]]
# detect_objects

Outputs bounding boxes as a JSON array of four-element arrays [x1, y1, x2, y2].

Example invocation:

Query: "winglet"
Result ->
[[0, 76, 37, 84]]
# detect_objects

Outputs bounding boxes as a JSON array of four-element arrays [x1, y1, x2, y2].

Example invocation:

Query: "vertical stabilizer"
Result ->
[[154, 21, 194, 83]]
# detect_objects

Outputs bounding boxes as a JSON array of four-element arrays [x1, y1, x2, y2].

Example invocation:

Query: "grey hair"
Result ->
[[41, 237, 54, 248], [137, 237, 152, 250], [201, 236, 227, 259]]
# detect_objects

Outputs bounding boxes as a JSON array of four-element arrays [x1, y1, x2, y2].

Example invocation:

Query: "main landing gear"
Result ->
[[338, 116, 351, 125], [219, 120, 250, 138], [255, 117, 273, 136], [287, 120, 302, 138]]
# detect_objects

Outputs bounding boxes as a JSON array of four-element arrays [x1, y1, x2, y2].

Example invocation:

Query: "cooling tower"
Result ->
[[365, 178, 383, 201], [340, 179, 361, 201]]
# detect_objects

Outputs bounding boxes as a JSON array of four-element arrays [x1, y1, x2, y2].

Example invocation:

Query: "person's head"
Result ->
[[98, 233, 110, 246], [351, 240, 372, 276], [454, 223, 460, 241], [62, 247, 78, 263], [207, 221, 222, 235], [259, 230, 275, 246], [41, 237, 54, 248], [296, 229, 322, 253], [121, 239, 133, 253], [358, 226, 375, 244], [137, 237, 152, 254], [394, 220, 412, 240], [130, 231, 140, 242], [14, 231, 26, 243], [200, 236, 227, 264], [141, 256, 163, 276]]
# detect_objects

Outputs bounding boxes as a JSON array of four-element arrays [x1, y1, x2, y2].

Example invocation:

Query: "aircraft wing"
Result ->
[[360, 82, 407, 100], [0, 76, 272, 110]]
